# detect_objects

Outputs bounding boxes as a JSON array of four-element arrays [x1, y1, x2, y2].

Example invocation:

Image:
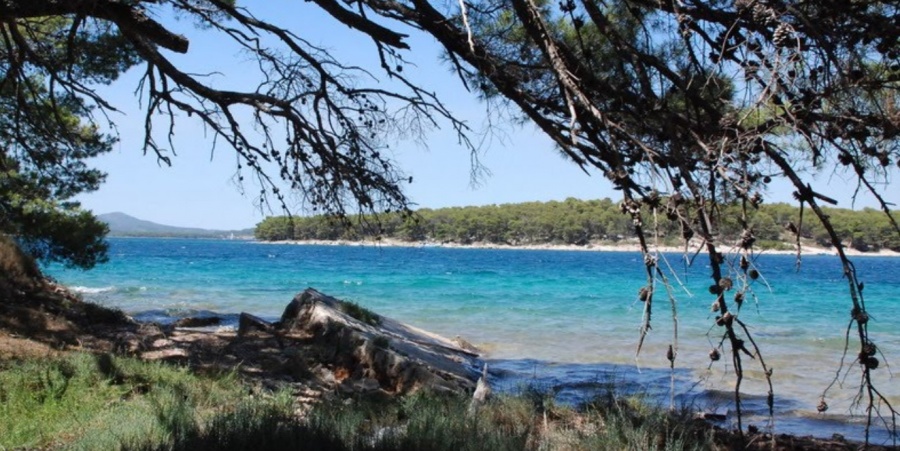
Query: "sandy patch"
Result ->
[[259, 238, 899, 257]]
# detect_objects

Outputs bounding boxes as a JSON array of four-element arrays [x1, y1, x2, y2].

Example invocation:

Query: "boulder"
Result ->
[[237, 312, 275, 336], [273, 288, 481, 395]]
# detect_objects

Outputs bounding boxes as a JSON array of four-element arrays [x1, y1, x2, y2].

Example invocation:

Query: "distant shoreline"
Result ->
[[259, 237, 900, 257]]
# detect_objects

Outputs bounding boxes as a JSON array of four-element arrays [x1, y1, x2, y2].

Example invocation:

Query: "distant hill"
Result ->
[[98, 212, 253, 238]]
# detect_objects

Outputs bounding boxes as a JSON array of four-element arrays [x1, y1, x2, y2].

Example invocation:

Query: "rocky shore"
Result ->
[[1, 286, 482, 405], [2, 283, 897, 450]]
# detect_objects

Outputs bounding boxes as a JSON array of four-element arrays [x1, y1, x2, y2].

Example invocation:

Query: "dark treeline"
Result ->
[[255, 198, 900, 252]]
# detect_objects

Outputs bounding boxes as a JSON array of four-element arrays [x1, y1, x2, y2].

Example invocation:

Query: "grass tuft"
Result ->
[[0, 352, 247, 450], [1, 353, 718, 450], [340, 300, 382, 326]]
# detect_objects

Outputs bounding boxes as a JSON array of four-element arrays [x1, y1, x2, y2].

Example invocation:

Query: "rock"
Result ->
[[238, 312, 274, 336], [173, 316, 221, 328], [114, 332, 145, 354], [136, 323, 166, 340], [141, 347, 189, 360], [453, 335, 481, 355], [274, 288, 482, 395], [352, 377, 381, 392], [283, 348, 313, 379], [317, 366, 338, 386], [695, 407, 728, 422], [150, 338, 173, 348], [279, 297, 308, 332]]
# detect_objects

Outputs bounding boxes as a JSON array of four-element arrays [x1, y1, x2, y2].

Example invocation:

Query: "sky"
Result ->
[[75, 1, 898, 230]]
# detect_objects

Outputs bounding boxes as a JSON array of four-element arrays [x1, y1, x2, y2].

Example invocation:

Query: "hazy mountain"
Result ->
[[98, 212, 253, 238]]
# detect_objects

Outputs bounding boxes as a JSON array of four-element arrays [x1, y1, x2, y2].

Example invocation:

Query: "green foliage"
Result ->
[[256, 198, 899, 252], [132, 393, 349, 451], [11, 208, 110, 269], [577, 395, 713, 451], [133, 388, 714, 451], [0, 104, 111, 267], [340, 300, 382, 326], [254, 216, 296, 241], [0, 18, 140, 268], [0, 353, 726, 450]]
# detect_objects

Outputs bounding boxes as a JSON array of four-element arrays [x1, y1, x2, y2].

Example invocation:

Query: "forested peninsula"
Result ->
[[255, 198, 900, 252]]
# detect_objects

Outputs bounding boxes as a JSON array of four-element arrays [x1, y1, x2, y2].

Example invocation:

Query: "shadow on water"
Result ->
[[487, 358, 897, 445]]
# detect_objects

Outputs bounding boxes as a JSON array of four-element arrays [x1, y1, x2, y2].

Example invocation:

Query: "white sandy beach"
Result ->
[[260, 237, 900, 257]]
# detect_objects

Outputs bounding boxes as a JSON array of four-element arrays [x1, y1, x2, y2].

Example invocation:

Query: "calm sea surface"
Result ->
[[47, 237, 900, 443]]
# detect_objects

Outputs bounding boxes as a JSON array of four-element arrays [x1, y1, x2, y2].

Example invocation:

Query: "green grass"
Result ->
[[149, 391, 535, 451], [576, 393, 714, 451], [0, 352, 247, 450], [138, 388, 714, 451], [340, 300, 382, 326], [0, 353, 718, 450]]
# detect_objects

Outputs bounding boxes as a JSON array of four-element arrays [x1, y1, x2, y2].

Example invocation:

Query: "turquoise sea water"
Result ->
[[47, 237, 900, 443]]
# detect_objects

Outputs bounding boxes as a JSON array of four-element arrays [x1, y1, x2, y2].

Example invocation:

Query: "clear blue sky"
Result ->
[[76, 2, 897, 230]]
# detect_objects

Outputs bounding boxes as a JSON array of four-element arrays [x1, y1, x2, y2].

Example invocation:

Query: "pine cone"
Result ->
[[773, 23, 793, 48]]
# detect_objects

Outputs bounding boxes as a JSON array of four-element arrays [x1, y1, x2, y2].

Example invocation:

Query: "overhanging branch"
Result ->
[[0, 0, 188, 53]]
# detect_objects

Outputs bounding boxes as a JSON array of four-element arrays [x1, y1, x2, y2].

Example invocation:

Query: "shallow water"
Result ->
[[48, 237, 900, 444]]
